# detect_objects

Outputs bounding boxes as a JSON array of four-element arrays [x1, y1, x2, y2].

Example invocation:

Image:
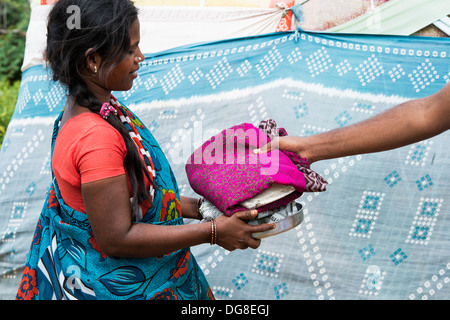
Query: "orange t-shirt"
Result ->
[[52, 113, 128, 213]]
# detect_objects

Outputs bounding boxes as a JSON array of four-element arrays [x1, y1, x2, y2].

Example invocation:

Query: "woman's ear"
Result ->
[[85, 48, 102, 74]]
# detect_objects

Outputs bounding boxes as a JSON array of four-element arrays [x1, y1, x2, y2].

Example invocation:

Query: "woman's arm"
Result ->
[[255, 83, 450, 163], [180, 196, 202, 220], [81, 174, 274, 258]]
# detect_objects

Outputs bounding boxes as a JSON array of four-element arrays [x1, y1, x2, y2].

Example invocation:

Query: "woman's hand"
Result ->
[[215, 210, 275, 251]]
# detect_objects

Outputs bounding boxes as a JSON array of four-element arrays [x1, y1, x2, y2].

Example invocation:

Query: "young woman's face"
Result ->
[[105, 18, 144, 91]]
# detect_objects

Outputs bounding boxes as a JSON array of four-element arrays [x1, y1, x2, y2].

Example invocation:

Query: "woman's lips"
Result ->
[[130, 69, 139, 78]]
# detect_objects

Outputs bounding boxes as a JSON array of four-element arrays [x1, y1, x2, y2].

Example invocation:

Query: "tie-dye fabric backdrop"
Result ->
[[1, 27, 449, 300]]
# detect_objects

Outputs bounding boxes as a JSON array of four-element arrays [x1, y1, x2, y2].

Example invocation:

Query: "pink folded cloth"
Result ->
[[185, 121, 327, 216], [261, 119, 327, 193]]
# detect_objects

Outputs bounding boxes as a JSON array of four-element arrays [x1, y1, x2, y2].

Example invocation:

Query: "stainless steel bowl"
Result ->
[[252, 202, 304, 239]]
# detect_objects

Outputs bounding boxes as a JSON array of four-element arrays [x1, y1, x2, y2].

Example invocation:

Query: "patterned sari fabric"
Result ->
[[15, 98, 213, 300]]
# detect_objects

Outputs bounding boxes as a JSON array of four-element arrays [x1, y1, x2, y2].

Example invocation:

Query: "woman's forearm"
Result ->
[[83, 175, 273, 259], [109, 221, 212, 258], [180, 196, 202, 220], [107, 196, 208, 257]]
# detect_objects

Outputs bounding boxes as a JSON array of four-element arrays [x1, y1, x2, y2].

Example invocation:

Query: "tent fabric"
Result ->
[[300, 0, 389, 31], [39, 0, 279, 6], [433, 16, 450, 36], [2, 23, 450, 299], [21, 4, 289, 72], [328, 0, 450, 35]]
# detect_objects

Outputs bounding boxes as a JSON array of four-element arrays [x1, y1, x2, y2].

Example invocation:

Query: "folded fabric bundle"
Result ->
[[259, 119, 328, 193], [185, 120, 327, 216]]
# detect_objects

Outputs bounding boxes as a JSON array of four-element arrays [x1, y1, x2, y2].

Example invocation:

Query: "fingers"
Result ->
[[247, 237, 261, 249], [233, 210, 276, 237], [244, 222, 275, 249], [217, 210, 276, 251], [251, 222, 276, 234], [253, 143, 272, 155], [233, 209, 258, 221], [253, 137, 279, 155], [239, 216, 276, 250], [225, 238, 261, 251]]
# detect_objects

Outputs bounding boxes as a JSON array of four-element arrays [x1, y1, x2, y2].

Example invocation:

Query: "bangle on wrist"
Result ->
[[210, 219, 217, 245]]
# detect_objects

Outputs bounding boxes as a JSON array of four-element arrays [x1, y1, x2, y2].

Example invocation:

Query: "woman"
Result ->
[[16, 0, 274, 300]]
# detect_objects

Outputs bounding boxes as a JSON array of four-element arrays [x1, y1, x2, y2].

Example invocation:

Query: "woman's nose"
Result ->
[[135, 47, 145, 63]]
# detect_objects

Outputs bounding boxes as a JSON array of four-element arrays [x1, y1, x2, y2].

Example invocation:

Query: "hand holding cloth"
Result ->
[[185, 120, 327, 217]]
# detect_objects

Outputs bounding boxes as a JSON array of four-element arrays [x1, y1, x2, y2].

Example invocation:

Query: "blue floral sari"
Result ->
[[16, 98, 214, 300]]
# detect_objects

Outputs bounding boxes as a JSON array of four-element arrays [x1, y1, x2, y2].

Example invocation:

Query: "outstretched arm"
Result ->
[[255, 83, 450, 163]]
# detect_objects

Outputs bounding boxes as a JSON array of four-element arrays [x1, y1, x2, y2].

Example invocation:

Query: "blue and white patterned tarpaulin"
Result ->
[[1, 27, 449, 300]]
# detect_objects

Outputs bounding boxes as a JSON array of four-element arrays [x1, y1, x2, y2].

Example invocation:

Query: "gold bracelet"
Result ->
[[210, 219, 217, 245], [214, 219, 217, 245]]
